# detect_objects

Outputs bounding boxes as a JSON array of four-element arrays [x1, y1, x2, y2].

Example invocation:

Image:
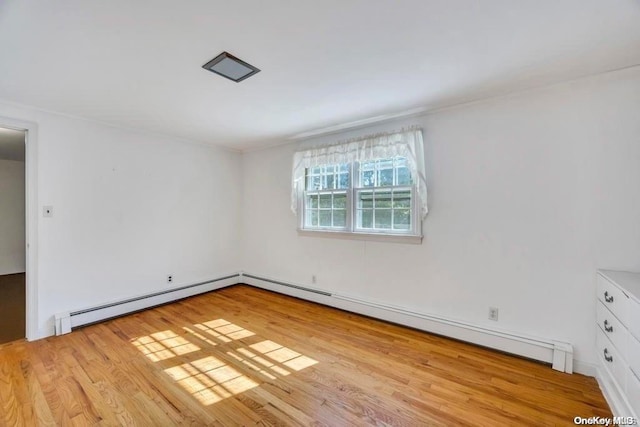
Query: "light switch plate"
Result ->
[[43, 206, 53, 217]]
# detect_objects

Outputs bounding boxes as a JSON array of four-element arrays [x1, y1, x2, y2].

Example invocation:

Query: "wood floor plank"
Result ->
[[0, 285, 612, 425]]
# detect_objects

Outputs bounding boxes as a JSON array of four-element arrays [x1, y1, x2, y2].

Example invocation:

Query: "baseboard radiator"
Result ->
[[54, 273, 241, 335], [241, 272, 574, 373], [53, 271, 573, 374]]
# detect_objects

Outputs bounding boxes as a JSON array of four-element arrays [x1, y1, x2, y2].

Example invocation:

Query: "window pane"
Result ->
[[394, 209, 410, 230], [361, 169, 375, 187], [333, 209, 346, 227], [378, 168, 393, 186], [338, 173, 349, 189], [307, 194, 319, 209], [319, 210, 332, 227], [307, 175, 321, 191], [308, 209, 318, 227], [374, 191, 392, 208], [334, 193, 347, 209], [393, 190, 411, 208], [305, 164, 349, 191], [359, 209, 373, 228], [319, 194, 332, 208], [326, 174, 334, 189], [396, 166, 411, 185], [375, 209, 392, 229], [358, 191, 373, 209]]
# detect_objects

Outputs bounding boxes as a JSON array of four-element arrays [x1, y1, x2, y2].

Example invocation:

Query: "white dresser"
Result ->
[[596, 270, 640, 417]]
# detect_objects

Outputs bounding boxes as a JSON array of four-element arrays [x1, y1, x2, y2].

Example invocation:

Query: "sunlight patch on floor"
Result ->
[[236, 346, 291, 376], [182, 326, 217, 346], [164, 355, 259, 405], [133, 319, 318, 407], [249, 340, 318, 372], [192, 319, 256, 343], [226, 350, 278, 380], [132, 330, 200, 362]]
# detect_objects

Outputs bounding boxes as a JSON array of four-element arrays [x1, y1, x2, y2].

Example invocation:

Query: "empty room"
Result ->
[[0, 1, 639, 425]]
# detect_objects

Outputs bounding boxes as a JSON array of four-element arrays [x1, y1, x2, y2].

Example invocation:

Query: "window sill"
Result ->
[[297, 229, 422, 244]]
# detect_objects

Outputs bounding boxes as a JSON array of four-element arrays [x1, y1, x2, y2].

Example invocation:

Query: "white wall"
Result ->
[[1, 66, 638, 367], [0, 102, 243, 339], [0, 159, 25, 275], [242, 67, 640, 367]]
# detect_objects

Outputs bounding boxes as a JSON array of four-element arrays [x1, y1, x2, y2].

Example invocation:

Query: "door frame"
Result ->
[[0, 115, 38, 341]]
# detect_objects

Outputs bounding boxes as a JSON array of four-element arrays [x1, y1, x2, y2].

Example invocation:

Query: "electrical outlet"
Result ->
[[167, 275, 173, 283], [311, 275, 317, 284], [488, 307, 499, 321]]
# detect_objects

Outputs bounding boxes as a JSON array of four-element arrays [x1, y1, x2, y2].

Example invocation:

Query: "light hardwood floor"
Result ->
[[0, 285, 611, 426]]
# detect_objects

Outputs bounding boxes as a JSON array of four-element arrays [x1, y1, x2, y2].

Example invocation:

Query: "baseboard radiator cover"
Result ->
[[241, 272, 574, 373], [54, 273, 241, 335]]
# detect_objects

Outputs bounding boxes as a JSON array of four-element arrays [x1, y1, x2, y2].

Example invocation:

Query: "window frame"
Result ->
[[298, 160, 422, 243]]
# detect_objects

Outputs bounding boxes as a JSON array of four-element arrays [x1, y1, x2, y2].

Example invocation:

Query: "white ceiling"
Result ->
[[0, 128, 25, 161], [0, 1, 639, 151]]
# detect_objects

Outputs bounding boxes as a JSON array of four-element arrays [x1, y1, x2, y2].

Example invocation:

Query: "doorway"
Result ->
[[0, 127, 26, 344]]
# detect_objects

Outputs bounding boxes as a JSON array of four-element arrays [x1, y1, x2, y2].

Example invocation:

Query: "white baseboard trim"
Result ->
[[240, 272, 574, 373], [51, 272, 580, 376], [54, 273, 241, 335], [573, 360, 598, 377], [596, 366, 638, 418]]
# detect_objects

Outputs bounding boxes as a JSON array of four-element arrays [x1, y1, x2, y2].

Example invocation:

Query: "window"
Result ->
[[291, 128, 427, 242], [304, 164, 349, 229], [356, 157, 413, 232], [301, 157, 416, 235]]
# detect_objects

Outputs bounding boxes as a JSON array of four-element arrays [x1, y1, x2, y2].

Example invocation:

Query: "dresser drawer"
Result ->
[[630, 297, 640, 342], [597, 300, 628, 356], [597, 274, 629, 324], [629, 333, 640, 379], [627, 370, 640, 418], [597, 327, 628, 391]]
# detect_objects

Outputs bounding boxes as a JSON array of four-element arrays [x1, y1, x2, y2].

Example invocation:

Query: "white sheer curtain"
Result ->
[[291, 128, 428, 218]]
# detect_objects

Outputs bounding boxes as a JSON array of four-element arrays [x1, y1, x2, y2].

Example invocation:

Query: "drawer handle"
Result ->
[[603, 320, 613, 333], [603, 348, 613, 363], [604, 291, 614, 303]]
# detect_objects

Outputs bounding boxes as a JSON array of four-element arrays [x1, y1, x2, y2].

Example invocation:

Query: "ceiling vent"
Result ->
[[202, 51, 260, 83]]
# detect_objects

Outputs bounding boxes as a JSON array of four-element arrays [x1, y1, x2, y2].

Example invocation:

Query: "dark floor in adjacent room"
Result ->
[[0, 272, 25, 344]]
